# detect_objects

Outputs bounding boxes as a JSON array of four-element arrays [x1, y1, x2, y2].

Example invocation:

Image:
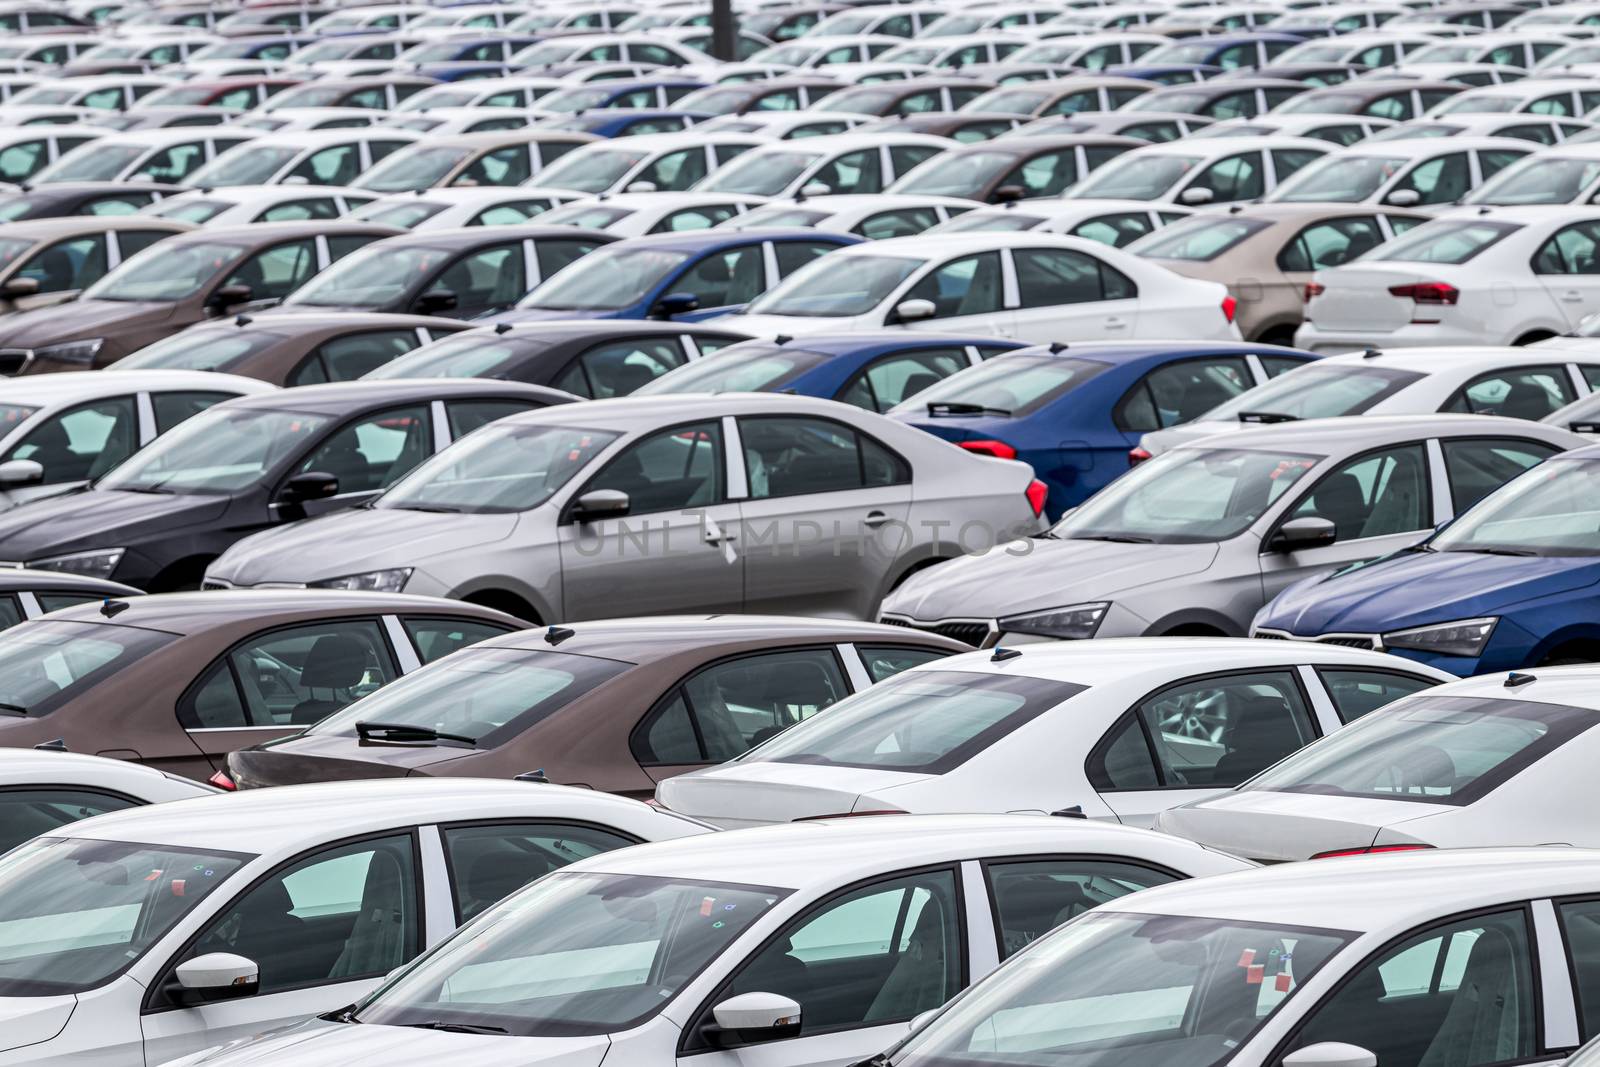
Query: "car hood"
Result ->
[[1155, 789, 1451, 862], [0, 489, 229, 560], [1263, 551, 1600, 635], [883, 538, 1221, 620], [0, 299, 167, 347], [210, 508, 520, 585], [0, 995, 74, 1055], [172, 1020, 609, 1067]]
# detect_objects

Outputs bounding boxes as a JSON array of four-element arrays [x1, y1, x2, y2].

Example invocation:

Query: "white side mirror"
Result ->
[[172, 952, 259, 1005], [0, 459, 42, 487], [626, 180, 657, 193], [1178, 186, 1215, 206], [1385, 188, 1421, 207], [893, 298, 936, 323], [709, 991, 802, 1047], [800, 181, 832, 197], [1283, 1042, 1378, 1067]]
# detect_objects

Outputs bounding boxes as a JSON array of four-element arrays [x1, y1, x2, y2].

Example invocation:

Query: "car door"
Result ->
[[1009, 245, 1140, 343], [897, 250, 1012, 337], [556, 419, 744, 618], [1089, 668, 1323, 826], [734, 414, 913, 618], [1532, 220, 1600, 329], [139, 833, 423, 1065]]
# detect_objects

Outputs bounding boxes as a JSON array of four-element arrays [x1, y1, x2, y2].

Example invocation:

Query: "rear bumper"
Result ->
[[1294, 321, 1486, 353]]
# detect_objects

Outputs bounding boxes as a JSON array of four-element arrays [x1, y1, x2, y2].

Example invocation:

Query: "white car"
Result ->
[[384, 107, 545, 136], [1467, 143, 1600, 205], [1195, 113, 1399, 145], [720, 232, 1242, 344], [696, 110, 872, 139], [539, 191, 769, 236], [139, 185, 377, 227], [723, 193, 980, 240], [1426, 77, 1600, 119], [1265, 136, 1533, 208], [520, 132, 771, 196], [1157, 664, 1600, 860], [181, 130, 422, 189], [0, 779, 706, 1066], [876, 847, 1600, 1067], [1372, 112, 1594, 144], [27, 127, 258, 187], [233, 107, 381, 134], [0, 747, 213, 854], [1140, 345, 1600, 457], [349, 186, 581, 230], [658, 638, 1451, 829], [749, 33, 906, 69], [395, 77, 565, 113], [929, 198, 1192, 247], [1298, 206, 1600, 350], [156, 815, 1254, 1067], [1065, 136, 1333, 206], [694, 132, 955, 199]]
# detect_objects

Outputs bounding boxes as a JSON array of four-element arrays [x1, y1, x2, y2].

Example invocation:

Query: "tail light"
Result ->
[[1221, 295, 1237, 323], [1303, 282, 1325, 302], [1025, 478, 1047, 517], [1387, 282, 1458, 325], [1128, 446, 1152, 467], [208, 770, 237, 791], [959, 439, 1017, 460], [794, 809, 906, 822], [1311, 844, 1432, 860]]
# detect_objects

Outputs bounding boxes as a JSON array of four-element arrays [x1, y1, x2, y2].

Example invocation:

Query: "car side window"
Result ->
[[457, 145, 532, 187], [1002, 150, 1079, 198], [838, 348, 968, 413], [179, 619, 399, 730], [471, 201, 551, 227], [260, 198, 339, 222], [1277, 217, 1385, 273], [4, 397, 138, 485], [132, 142, 206, 184], [297, 405, 433, 495], [986, 858, 1179, 960], [652, 205, 738, 233], [774, 240, 839, 277], [1114, 358, 1251, 433], [535, 239, 599, 281], [903, 251, 1005, 320], [1191, 152, 1264, 201], [741, 416, 909, 498], [152, 390, 234, 434], [446, 399, 538, 439], [1070, 213, 1154, 248], [0, 596, 21, 628], [34, 593, 107, 613], [401, 616, 512, 664], [553, 337, 688, 399], [441, 822, 638, 923], [1533, 222, 1600, 275], [856, 645, 952, 683], [1288, 443, 1430, 542], [1316, 668, 1437, 724], [1272, 149, 1324, 182], [1260, 355, 1307, 378], [633, 648, 850, 764], [17, 235, 107, 293], [429, 244, 527, 316], [0, 141, 43, 183], [290, 330, 423, 386], [585, 420, 724, 515], [1441, 438, 1558, 512], [1441, 367, 1574, 419], [1559, 898, 1600, 1040], [162, 834, 419, 1003], [0, 788, 137, 856], [679, 245, 766, 309], [224, 239, 317, 303], [814, 148, 883, 195], [290, 145, 361, 186], [328, 234, 381, 263], [1089, 670, 1317, 790], [857, 208, 938, 240], [639, 147, 707, 191], [85, 195, 154, 216], [1285, 910, 1534, 1067], [1390, 153, 1471, 206], [1014, 247, 1136, 308]]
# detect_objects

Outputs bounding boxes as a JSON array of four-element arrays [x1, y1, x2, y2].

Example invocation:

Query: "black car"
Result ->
[[366, 320, 753, 396], [0, 182, 181, 222], [0, 379, 576, 591], [269, 224, 617, 320]]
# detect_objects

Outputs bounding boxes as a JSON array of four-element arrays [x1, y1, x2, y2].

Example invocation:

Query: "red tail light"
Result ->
[[1221, 295, 1237, 323], [1303, 282, 1325, 302], [1388, 282, 1458, 305], [1128, 446, 1152, 467], [1311, 844, 1432, 860], [959, 439, 1017, 460], [208, 770, 237, 791], [1025, 478, 1047, 517], [794, 809, 906, 822]]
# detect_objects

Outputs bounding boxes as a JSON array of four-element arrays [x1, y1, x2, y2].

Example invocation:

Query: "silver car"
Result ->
[[879, 414, 1586, 644], [203, 394, 1049, 623]]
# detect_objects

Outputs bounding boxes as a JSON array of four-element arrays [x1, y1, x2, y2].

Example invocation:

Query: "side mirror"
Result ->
[[1178, 186, 1215, 206], [892, 297, 936, 324], [705, 992, 801, 1048], [416, 288, 459, 314], [1283, 1043, 1378, 1067], [652, 291, 700, 318], [170, 952, 259, 1006], [1268, 515, 1337, 552], [1385, 188, 1421, 207], [2, 276, 39, 297], [626, 180, 658, 193], [571, 488, 630, 522], [800, 181, 831, 197], [208, 283, 253, 309], [993, 183, 1024, 203], [0, 459, 43, 487], [279, 471, 340, 503]]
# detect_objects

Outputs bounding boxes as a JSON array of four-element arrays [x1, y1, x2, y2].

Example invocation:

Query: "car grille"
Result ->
[[878, 615, 994, 647], [1253, 628, 1382, 651], [0, 350, 31, 376]]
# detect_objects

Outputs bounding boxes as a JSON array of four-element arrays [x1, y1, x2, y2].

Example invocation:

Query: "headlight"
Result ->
[[31, 339, 104, 366], [30, 548, 125, 579], [1383, 617, 1497, 658], [310, 568, 413, 593], [998, 602, 1109, 640]]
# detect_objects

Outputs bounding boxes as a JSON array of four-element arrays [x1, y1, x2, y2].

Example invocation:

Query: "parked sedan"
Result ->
[[693, 132, 952, 198], [879, 415, 1584, 641], [0, 748, 213, 854], [139, 185, 377, 227], [28, 126, 257, 186], [180, 129, 421, 189], [203, 393, 1049, 623], [886, 135, 1140, 202], [0, 379, 575, 591], [0, 181, 179, 222], [0, 215, 193, 313], [931, 199, 1191, 247], [352, 130, 601, 193], [0, 779, 705, 1065], [0, 220, 400, 373], [155, 815, 1252, 1067], [1265, 137, 1532, 208], [1066, 135, 1332, 206]]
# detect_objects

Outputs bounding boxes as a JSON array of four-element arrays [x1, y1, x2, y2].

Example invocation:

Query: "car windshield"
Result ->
[[1145, 41, 1222, 64], [745, 252, 922, 317], [284, 245, 444, 309], [117, 328, 286, 371], [368, 333, 540, 379], [36, 143, 145, 183], [933, 211, 1044, 233], [888, 911, 1350, 1067], [377, 421, 619, 513], [185, 145, 299, 187], [1431, 456, 1600, 556], [1272, 154, 1408, 202], [678, 87, 756, 115], [636, 342, 833, 394], [358, 146, 472, 193], [82, 240, 246, 303], [1200, 364, 1424, 422], [99, 405, 330, 494], [536, 147, 649, 194], [350, 200, 448, 228], [1070, 154, 1200, 200], [268, 85, 354, 109], [1368, 219, 1520, 264], [1435, 94, 1518, 115], [0, 619, 178, 717], [519, 247, 688, 311], [1469, 155, 1600, 205], [890, 150, 1018, 197], [540, 204, 633, 229], [699, 149, 821, 195], [355, 871, 788, 1036], [1055, 446, 1319, 544], [1247, 694, 1599, 804], [0, 836, 248, 997], [898, 354, 1108, 417], [148, 198, 233, 224], [1276, 91, 1363, 115], [536, 86, 614, 113], [1132, 216, 1271, 260], [0, 237, 35, 270], [746, 669, 1082, 774], [397, 88, 480, 112]]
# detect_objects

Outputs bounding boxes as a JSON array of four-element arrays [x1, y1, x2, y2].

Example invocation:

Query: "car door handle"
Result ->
[[1563, 290, 1585, 302], [863, 511, 890, 528], [704, 530, 737, 544], [1104, 316, 1128, 329]]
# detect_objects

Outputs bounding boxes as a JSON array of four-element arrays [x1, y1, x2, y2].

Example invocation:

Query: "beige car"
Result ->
[[1129, 203, 1427, 345]]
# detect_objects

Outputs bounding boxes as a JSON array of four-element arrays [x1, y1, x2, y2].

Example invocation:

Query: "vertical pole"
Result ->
[[711, 0, 738, 62]]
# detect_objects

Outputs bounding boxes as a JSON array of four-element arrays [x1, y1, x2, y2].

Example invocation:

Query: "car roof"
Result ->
[[1327, 345, 1599, 373], [1174, 413, 1585, 454], [0, 368, 270, 404], [357, 223, 615, 251], [467, 319, 752, 343], [0, 747, 208, 791], [1409, 662, 1600, 710], [47, 588, 521, 635], [186, 310, 470, 335], [474, 613, 967, 660], [0, 215, 193, 241], [216, 376, 573, 413], [0, 566, 139, 596], [166, 219, 402, 247]]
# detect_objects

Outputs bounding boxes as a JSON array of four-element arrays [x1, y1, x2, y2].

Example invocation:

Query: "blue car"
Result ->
[[491, 229, 864, 323], [636, 332, 1028, 411], [889, 342, 1318, 519], [1255, 442, 1600, 676]]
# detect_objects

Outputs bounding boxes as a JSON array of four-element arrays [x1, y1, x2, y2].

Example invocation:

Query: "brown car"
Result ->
[[0, 219, 402, 374], [355, 130, 602, 193], [116, 310, 475, 384], [0, 215, 193, 314], [1133, 203, 1427, 344], [0, 590, 525, 780], [227, 615, 969, 795]]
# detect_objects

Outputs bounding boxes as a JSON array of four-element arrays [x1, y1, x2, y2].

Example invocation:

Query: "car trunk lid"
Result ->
[[656, 762, 931, 829], [1309, 266, 1430, 331], [1157, 788, 1453, 862]]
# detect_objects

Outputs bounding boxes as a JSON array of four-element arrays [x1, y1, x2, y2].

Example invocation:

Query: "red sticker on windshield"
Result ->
[[170, 879, 187, 897], [1246, 964, 1264, 985], [1237, 949, 1255, 968]]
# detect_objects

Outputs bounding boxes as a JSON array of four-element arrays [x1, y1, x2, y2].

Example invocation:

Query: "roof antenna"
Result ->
[[100, 599, 129, 618], [990, 646, 1021, 662], [1049, 341, 1068, 353], [544, 625, 575, 645], [514, 768, 551, 783], [234, 314, 252, 327], [494, 321, 513, 334], [1362, 346, 1381, 359], [33, 738, 66, 752], [1505, 672, 1536, 688]]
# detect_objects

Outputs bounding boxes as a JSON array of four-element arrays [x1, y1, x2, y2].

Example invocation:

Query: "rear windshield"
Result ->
[[1133, 216, 1271, 261], [0, 620, 178, 718], [634, 343, 832, 394], [1245, 694, 1598, 805], [746, 669, 1085, 774], [894, 354, 1108, 418], [1200, 363, 1425, 422], [1368, 220, 1520, 265]]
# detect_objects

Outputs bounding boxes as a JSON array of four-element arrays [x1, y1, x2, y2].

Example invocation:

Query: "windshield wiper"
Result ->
[[399, 1022, 508, 1035], [1075, 533, 1155, 544], [389, 503, 460, 513], [926, 401, 1011, 417], [1237, 411, 1298, 424], [354, 721, 476, 745], [0, 702, 26, 717], [1456, 546, 1538, 557]]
